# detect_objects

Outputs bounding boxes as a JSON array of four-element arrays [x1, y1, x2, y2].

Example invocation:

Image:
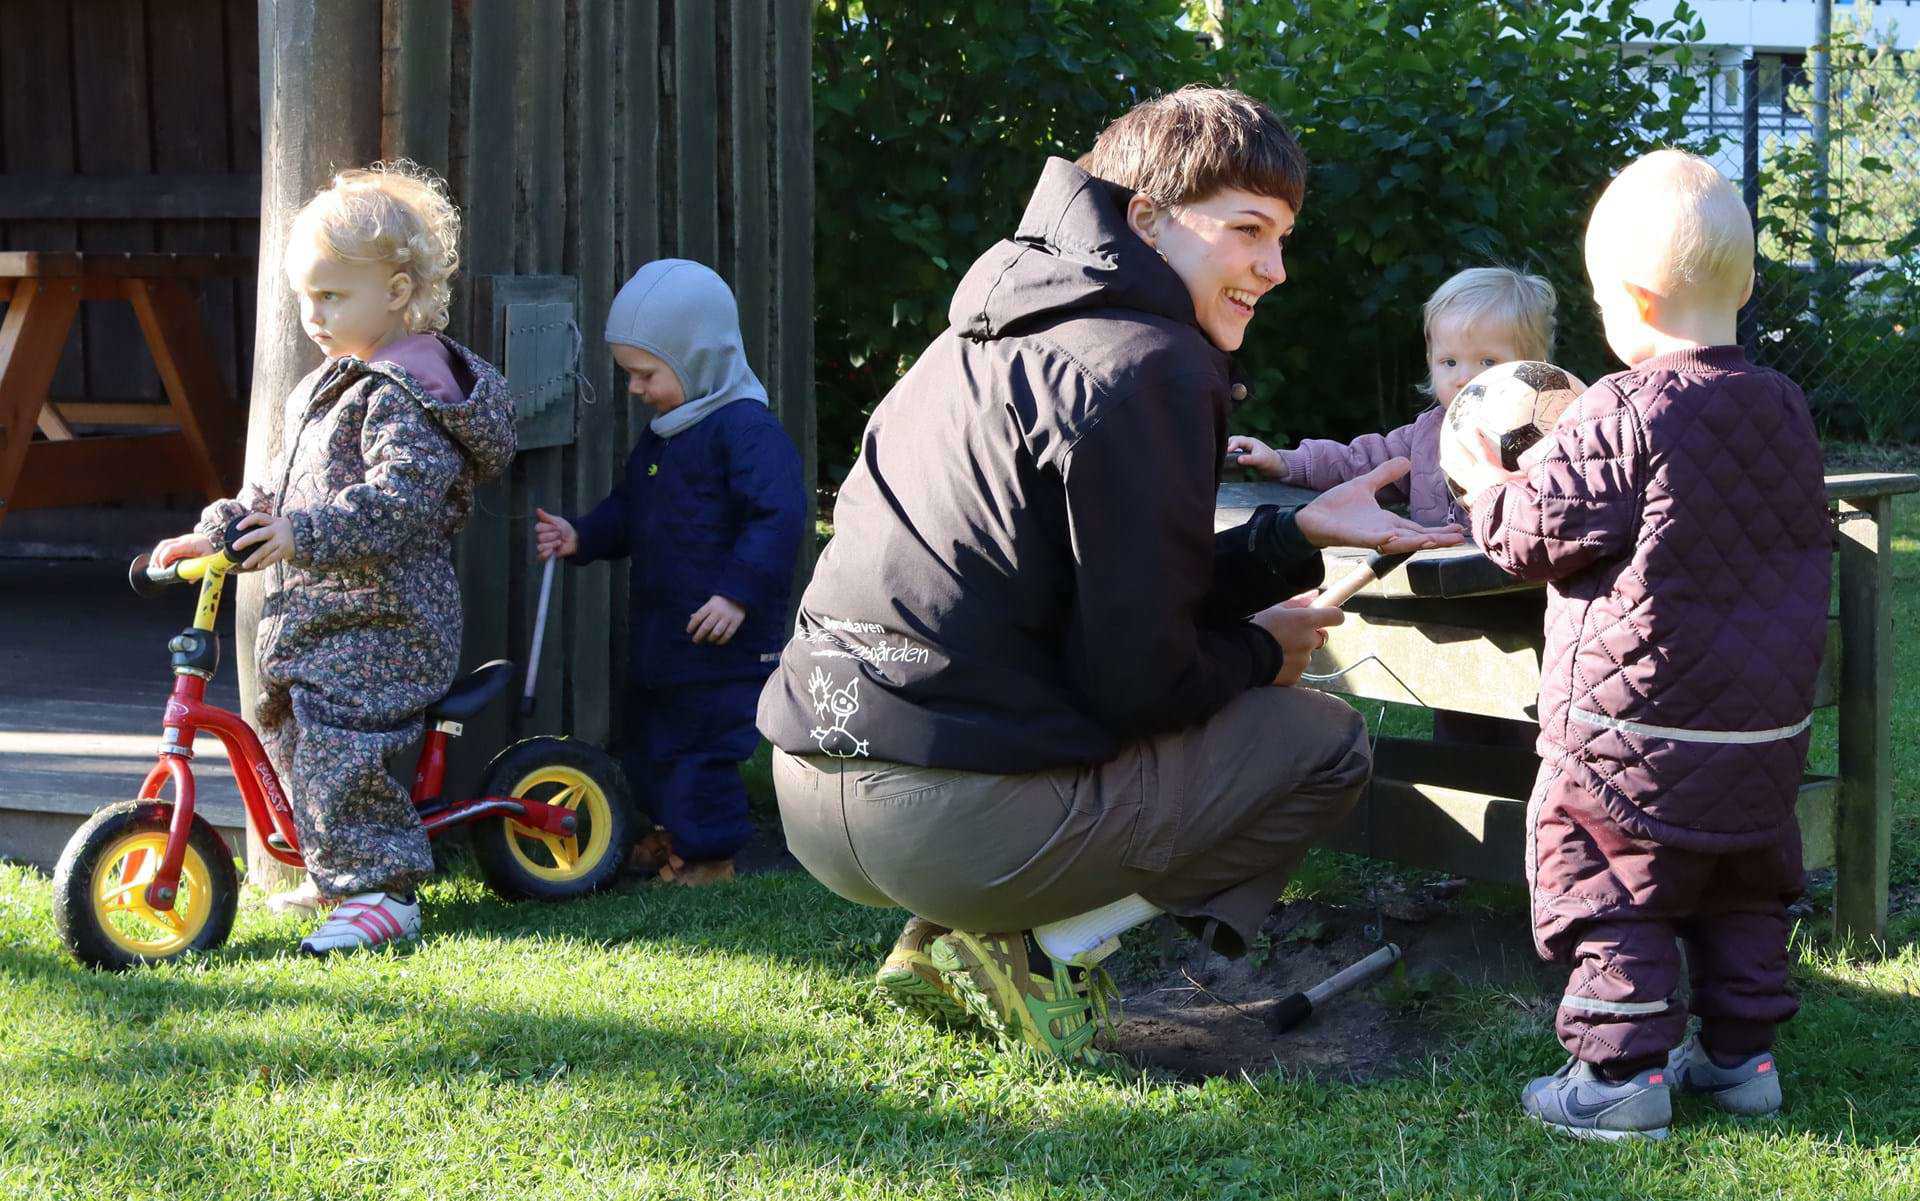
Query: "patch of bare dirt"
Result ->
[[1104, 892, 1558, 1082]]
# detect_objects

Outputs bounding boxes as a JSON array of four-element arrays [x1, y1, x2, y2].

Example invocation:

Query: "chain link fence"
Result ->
[[1682, 54, 1920, 443]]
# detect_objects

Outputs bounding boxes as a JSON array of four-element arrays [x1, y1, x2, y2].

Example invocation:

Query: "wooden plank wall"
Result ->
[[383, 0, 815, 790], [0, 0, 260, 419]]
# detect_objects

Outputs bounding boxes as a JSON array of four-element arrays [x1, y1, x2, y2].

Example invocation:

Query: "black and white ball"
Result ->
[[1439, 360, 1586, 500]]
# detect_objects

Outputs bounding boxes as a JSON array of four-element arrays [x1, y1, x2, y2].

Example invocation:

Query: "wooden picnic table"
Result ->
[[0, 251, 253, 525], [1218, 472, 1920, 945]]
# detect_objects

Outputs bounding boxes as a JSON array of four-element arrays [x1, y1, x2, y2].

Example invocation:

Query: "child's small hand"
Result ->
[[1451, 429, 1527, 510], [231, 512, 294, 570], [687, 595, 746, 645], [153, 532, 214, 567], [534, 507, 578, 560], [1226, 435, 1282, 477]]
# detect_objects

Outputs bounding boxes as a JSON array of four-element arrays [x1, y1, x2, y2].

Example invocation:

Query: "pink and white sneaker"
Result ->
[[298, 891, 422, 956]]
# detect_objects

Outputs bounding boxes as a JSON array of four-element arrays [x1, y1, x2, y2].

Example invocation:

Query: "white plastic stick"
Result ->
[[522, 555, 557, 713], [1303, 942, 1402, 1007]]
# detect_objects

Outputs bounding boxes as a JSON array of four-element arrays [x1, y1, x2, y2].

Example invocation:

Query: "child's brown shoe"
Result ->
[[627, 828, 679, 875], [660, 858, 735, 887]]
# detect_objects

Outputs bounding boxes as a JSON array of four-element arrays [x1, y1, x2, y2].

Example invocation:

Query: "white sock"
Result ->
[[1033, 894, 1162, 965]]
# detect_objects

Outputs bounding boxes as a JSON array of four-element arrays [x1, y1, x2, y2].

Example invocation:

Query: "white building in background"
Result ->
[[1643, 0, 1919, 53], [1631, 1, 1919, 177]]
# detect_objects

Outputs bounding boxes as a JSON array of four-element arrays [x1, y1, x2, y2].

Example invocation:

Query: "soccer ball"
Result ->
[[1438, 360, 1586, 501]]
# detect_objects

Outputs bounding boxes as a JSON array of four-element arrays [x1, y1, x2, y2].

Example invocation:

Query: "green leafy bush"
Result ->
[[813, 0, 1707, 481], [1206, 0, 1704, 443], [813, 0, 1207, 481]]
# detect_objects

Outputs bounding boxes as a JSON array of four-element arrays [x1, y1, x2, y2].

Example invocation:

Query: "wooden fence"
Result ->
[[378, 0, 816, 791], [0, 0, 814, 808], [0, 0, 261, 426]]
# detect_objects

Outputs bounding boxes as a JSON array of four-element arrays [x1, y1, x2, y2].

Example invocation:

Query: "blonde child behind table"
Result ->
[[1228, 265, 1556, 528]]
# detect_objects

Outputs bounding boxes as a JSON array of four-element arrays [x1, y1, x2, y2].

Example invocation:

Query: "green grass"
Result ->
[[0, 864, 1916, 1200], [2, 462, 1915, 1200]]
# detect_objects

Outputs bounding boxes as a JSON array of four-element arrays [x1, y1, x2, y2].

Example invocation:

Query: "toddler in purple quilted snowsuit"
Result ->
[[1457, 151, 1829, 1136], [155, 164, 515, 956]]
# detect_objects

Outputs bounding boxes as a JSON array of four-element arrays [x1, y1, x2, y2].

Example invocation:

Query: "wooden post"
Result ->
[[242, 0, 383, 891], [1834, 495, 1893, 947], [569, 0, 618, 747], [445, 0, 520, 802], [773, 0, 817, 593], [512, 0, 569, 739]]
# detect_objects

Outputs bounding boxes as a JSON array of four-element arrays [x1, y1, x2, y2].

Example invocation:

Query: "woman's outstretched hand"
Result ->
[[1294, 458, 1465, 554]]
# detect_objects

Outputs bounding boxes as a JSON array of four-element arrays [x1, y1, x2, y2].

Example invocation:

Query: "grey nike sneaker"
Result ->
[[1665, 1036, 1782, 1116], [1521, 1058, 1671, 1141]]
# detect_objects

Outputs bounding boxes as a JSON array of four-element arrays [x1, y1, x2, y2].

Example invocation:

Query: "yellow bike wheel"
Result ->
[[502, 765, 614, 882], [91, 831, 216, 957], [473, 737, 634, 901], [53, 801, 239, 970]]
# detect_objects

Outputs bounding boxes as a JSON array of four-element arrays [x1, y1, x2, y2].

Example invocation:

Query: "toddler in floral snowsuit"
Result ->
[[154, 163, 515, 955]]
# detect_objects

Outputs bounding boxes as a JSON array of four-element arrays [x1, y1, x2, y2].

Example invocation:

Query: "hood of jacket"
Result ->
[[604, 258, 769, 438], [949, 157, 1202, 344], [366, 332, 516, 482]]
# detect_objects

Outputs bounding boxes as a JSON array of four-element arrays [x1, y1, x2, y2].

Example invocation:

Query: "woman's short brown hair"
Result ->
[[1076, 85, 1307, 212]]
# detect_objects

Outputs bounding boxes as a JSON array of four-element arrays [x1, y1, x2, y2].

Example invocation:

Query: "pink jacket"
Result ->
[[1274, 405, 1461, 527]]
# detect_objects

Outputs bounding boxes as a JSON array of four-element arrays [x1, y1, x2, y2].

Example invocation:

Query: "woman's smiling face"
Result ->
[[1128, 187, 1294, 352]]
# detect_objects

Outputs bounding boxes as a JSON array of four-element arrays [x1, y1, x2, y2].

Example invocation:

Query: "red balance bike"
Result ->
[[52, 521, 634, 970]]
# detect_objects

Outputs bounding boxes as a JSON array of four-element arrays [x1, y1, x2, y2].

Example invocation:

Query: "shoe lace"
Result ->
[[1074, 962, 1123, 1045]]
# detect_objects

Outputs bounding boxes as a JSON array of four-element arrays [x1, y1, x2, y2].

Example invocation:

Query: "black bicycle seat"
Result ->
[[426, 659, 515, 723]]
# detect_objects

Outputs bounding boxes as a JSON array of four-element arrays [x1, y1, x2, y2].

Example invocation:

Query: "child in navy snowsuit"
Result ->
[[536, 260, 805, 883]]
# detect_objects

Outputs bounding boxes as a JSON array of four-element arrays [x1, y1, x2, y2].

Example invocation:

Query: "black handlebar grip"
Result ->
[[221, 514, 254, 570], [1364, 550, 1415, 579]]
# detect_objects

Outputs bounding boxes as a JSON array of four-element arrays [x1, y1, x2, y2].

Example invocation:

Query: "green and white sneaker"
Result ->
[[874, 916, 967, 1025], [1665, 1036, 1782, 1116], [930, 928, 1119, 1066], [1521, 1058, 1672, 1141]]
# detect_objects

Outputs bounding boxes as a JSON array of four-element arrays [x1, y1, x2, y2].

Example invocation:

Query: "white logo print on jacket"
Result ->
[[806, 668, 869, 758]]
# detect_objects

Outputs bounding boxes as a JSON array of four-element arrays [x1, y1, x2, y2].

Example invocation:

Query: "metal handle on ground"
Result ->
[[1266, 942, 1403, 1034]]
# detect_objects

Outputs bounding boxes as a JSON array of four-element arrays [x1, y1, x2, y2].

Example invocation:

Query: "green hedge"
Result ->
[[814, 0, 1707, 483]]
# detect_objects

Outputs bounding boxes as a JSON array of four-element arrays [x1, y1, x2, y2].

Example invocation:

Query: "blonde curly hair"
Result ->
[[288, 160, 461, 333]]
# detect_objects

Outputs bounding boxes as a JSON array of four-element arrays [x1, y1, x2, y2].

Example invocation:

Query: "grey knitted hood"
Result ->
[[604, 258, 768, 437]]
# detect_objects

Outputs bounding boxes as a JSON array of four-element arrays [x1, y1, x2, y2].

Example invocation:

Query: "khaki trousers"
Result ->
[[773, 686, 1370, 956]]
